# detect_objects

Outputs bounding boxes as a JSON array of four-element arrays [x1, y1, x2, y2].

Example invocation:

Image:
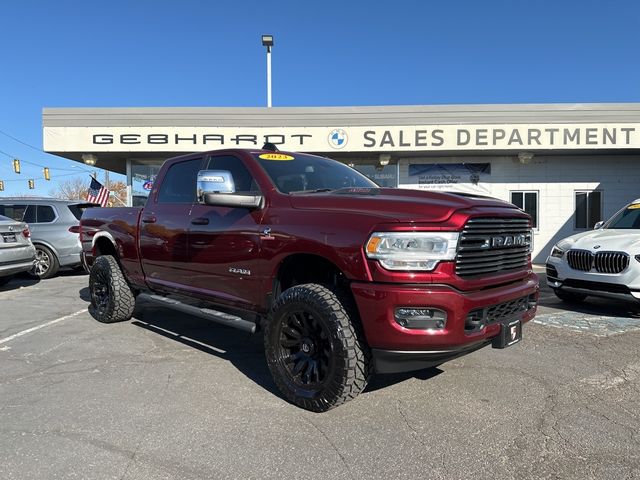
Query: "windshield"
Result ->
[[605, 204, 640, 229], [254, 153, 378, 193]]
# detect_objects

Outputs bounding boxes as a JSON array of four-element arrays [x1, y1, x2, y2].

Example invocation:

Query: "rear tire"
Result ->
[[553, 289, 587, 303], [30, 244, 59, 279], [264, 283, 372, 412], [89, 255, 136, 323]]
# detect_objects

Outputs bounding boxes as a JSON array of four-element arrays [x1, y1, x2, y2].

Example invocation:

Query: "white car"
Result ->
[[546, 198, 640, 304]]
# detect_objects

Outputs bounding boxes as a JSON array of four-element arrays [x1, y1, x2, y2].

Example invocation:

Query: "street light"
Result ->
[[261, 34, 274, 107]]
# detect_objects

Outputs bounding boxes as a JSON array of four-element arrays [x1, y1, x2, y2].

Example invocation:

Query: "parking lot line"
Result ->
[[0, 309, 85, 345]]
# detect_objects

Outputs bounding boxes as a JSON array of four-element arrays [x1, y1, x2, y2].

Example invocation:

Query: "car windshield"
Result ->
[[606, 204, 640, 229], [253, 152, 378, 193]]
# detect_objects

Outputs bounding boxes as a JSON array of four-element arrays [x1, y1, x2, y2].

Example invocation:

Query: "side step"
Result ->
[[139, 294, 257, 334]]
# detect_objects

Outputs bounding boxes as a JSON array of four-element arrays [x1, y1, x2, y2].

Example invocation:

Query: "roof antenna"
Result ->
[[262, 142, 279, 152]]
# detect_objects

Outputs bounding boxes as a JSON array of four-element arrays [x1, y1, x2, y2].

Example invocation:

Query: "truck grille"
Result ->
[[567, 250, 629, 274], [455, 217, 531, 277]]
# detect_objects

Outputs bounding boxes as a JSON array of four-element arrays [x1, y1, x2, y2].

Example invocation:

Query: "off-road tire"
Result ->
[[264, 283, 372, 412], [553, 289, 587, 303], [30, 244, 59, 279], [89, 255, 136, 323]]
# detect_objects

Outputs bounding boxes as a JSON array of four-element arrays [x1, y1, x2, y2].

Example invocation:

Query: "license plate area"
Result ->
[[492, 319, 522, 349], [1, 233, 17, 243]]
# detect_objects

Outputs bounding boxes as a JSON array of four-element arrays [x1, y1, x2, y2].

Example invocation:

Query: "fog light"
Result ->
[[394, 308, 446, 330]]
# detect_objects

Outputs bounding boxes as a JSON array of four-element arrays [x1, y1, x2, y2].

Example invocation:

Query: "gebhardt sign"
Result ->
[[43, 123, 640, 152]]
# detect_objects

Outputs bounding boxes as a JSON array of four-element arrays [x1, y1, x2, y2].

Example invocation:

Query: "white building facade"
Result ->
[[42, 104, 640, 263]]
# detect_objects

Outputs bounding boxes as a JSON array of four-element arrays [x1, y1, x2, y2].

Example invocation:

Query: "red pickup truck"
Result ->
[[81, 147, 538, 411]]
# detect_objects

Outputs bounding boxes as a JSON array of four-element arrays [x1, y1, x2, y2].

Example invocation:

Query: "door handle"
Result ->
[[141, 215, 157, 224], [191, 217, 209, 225]]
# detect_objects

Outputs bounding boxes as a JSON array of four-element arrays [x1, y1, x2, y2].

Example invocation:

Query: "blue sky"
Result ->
[[1, 0, 638, 196]]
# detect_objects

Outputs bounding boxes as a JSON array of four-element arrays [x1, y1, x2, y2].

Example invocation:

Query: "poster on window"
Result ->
[[406, 163, 491, 194]]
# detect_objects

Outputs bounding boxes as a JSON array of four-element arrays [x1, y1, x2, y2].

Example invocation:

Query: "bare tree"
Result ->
[[49, 177, 128, 207], [49, 177, 88, 200]]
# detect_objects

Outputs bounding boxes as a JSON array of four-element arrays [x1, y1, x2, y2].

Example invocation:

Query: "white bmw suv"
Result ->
[[546, 198, 640, 304]]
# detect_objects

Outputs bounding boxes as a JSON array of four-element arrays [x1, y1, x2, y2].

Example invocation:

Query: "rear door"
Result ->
[[186, 153, 265, 309], [139, 157, 204, 292]]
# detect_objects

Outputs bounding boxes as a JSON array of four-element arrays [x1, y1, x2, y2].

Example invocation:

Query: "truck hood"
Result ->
[[288, 188, 518, 223], [562, 229, 640, 253]]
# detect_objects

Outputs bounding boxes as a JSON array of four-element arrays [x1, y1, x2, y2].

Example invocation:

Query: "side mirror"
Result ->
[[594, 221, 604, 230], [196, 170, 263, 209]]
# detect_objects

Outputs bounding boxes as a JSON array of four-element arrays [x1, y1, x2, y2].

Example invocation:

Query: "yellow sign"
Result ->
[[259, 153, 294, 161]]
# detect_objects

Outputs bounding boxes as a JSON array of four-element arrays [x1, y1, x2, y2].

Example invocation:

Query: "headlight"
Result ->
[[365, 231, 459, 271], [550, 245, 565, 258]]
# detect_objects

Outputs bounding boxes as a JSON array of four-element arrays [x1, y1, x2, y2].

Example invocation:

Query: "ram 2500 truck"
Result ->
[[80, 147, 539, 412]]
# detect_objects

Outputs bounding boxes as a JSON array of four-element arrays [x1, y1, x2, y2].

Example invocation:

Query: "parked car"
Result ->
[[0, 198, 99, 279], [546, 198, 640, 304], [0, 214, 36, 286]]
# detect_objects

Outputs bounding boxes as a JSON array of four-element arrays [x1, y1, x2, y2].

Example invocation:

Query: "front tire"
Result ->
[[264, 284, 372, 412], [553, 289, 587, 303], [89, 255, 136, 323]]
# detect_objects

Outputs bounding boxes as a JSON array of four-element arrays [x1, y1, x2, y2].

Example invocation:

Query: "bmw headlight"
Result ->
[[365, 232, 459, 271], [550, 238, 575, 258]]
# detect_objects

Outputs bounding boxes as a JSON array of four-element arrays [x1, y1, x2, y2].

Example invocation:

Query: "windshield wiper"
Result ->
[[290, 188, 334, 194]]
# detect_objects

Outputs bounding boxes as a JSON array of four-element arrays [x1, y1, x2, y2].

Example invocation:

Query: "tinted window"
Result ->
[[0, 204, 27, 221], [23, 205, 36, 223], [575, 191, 602, 229], [68, 203, 98, 221], [157, 158, 203, 204], [205, 155, 259, 193], [36, 205, 56, 223], [510, 191, 538, 228]]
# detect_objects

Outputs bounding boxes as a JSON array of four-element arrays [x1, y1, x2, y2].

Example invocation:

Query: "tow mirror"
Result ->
[[594, 221, 604, 230], [196, 170, 263, 209]]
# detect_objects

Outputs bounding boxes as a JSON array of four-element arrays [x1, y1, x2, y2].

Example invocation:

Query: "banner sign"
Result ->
[[44, 123, 640, 153], [407, 163, 491, 194]]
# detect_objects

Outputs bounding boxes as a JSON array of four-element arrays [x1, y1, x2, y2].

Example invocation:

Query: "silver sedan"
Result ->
[[0, 215, 36, 286]]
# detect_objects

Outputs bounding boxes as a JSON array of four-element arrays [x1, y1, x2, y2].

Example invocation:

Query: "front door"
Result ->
[[186, 154, 265, 310]]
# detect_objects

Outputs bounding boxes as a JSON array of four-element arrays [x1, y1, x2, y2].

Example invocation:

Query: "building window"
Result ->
[[575, 191, 602, 229], [510, 191, 538, 228]]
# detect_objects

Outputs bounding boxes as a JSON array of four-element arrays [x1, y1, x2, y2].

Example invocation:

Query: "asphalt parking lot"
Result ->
[[1, 268, 639, 480]]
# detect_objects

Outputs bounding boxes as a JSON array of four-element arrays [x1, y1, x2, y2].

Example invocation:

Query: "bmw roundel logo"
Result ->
[[328, 128, 348, 149], [593, 245, 601, 249]]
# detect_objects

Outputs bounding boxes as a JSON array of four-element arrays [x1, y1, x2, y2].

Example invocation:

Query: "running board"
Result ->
[[139, 294, 257, 333]]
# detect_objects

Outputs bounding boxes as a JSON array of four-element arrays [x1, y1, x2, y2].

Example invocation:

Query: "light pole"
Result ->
[[261, 34, 274, 107]]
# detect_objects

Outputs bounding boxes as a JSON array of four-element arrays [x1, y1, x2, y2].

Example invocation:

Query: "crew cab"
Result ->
[[546, 198, 640, 304], [80, 147, 539, 411]]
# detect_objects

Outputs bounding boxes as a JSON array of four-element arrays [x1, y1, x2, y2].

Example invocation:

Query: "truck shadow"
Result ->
[[129, 300, 443, 401]]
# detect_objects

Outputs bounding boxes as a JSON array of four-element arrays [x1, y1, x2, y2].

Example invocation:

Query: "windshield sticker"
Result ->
[[628, 204, 640, 209], [259, 153, 295, 161]]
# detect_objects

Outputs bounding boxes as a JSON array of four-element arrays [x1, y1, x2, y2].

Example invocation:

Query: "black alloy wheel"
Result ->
[[275, 309, 334, 389], [88, 255, 136, 323], [264, 283, 372, 412]]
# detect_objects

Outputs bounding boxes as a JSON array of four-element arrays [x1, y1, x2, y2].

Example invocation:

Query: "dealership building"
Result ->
[[43, 103, 640, 263]]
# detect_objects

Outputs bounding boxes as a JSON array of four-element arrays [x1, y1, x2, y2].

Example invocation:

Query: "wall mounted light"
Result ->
[[82, 153, 97, 166], [379, 154, 391, 166], [517, 152, 534, 164]]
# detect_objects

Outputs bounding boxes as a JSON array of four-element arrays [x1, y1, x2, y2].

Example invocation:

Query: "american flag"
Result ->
[[87, 177, 110, 207]]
